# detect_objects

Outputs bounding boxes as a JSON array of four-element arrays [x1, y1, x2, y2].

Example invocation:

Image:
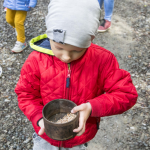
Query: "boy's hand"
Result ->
[[38, 119, 45, 135], [71, 103, 92, 136]]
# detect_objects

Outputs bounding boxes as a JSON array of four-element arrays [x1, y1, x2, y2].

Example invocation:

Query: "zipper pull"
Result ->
[[66, 70, 71, 88], [67, 69, 71, 78]]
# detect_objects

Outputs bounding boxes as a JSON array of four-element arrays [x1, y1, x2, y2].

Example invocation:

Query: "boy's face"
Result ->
[[50, 40, 87, 63]]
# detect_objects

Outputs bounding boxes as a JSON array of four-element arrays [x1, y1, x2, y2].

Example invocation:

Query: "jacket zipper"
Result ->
[[61, 63, 98, 147], [60, 64, 71, 148], [66, 63, 71, 99]]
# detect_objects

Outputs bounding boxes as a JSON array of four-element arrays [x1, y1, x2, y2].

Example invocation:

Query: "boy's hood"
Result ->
[[29, 34, 54, 56]]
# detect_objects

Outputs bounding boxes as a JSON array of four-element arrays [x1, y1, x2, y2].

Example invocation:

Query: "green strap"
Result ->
[[68, 63, 70, 70]]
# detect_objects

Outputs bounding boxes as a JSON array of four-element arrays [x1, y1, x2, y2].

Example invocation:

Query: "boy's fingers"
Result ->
[[71, 106, 78, 113], [71, 104, 85, 113], [38, 127, 45, 135], [73, 117, 84, 132], [76, 125, 85, 136], [73, 127, 82, 133]]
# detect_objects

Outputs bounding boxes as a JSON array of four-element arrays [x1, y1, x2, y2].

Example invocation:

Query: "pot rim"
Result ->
[[42, 99, 79, 125]]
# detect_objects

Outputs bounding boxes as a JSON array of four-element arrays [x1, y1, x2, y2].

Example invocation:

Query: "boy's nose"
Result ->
[[62, 54, 72, 63]]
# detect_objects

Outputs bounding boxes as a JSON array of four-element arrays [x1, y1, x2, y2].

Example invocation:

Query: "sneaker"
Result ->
[[98, 19, 111, 32], [4, 7, 7, 12], [12, 41, 27, 53]]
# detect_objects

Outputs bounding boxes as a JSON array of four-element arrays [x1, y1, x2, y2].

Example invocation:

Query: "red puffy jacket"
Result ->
[[15, 35, 138, 148]]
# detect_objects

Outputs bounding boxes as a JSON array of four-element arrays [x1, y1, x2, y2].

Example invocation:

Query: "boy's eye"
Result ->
[[55, 47, 63, 50], [73, 50, 81, 53]]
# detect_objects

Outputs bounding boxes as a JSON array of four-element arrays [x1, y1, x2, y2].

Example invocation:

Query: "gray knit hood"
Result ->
[[46, 0, 100, 48]]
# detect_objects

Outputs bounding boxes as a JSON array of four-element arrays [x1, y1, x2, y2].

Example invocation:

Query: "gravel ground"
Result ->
[[0, 0, 150, 150]]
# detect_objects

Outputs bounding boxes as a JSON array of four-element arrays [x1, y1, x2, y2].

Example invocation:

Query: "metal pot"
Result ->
[[43, 99, 79, 141]]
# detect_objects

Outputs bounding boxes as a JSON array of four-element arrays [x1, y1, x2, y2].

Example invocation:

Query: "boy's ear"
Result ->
[[91, 35, 95, 41]]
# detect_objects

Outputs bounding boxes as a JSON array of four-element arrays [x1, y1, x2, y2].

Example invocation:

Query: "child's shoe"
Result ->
[[12, 41, 27, 53], [98, 19, 111, 32], [4, 7, 7, 12]]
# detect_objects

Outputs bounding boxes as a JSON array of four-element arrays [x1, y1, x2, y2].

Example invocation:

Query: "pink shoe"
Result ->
[[98, 19, 111, 32]]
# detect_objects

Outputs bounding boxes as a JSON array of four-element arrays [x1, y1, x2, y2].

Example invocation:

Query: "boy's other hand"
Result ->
[[71, 103, 92, 136], [38, 119, 45, 135]]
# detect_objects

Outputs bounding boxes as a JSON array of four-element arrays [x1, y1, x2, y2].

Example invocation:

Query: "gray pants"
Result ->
[[33, 133, 88, 150]]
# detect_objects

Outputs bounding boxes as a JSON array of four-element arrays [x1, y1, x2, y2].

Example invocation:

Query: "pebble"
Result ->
[[9, 146, 13, 150], [130, 127, 135, 130], [146, 72, 150, 76], [4, 99, 10, 102], [0, 66, 2, 77], [23, 138, 31, 144]]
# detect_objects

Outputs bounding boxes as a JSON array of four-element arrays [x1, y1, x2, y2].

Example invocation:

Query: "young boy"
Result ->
[[15, 0, 138, 149], [3, 0, 37, 53]]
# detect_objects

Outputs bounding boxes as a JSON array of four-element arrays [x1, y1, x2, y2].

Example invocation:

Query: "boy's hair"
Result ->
[[46, 0, 100, 48]]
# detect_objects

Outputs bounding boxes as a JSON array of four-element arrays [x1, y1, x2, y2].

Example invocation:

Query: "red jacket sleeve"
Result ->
[[15, 52, 43, 127], [88, 53, 138, 117]]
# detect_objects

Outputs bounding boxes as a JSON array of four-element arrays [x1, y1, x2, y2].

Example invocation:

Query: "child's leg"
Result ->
[[32, 133, 87, 150], [98, 0, 104, 8], [6, 8, 16, 28], [32, 133, 59, 150], [104, 0, 114, 21], [14, 10, 27, 43], [61, 143, 87, 150]]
